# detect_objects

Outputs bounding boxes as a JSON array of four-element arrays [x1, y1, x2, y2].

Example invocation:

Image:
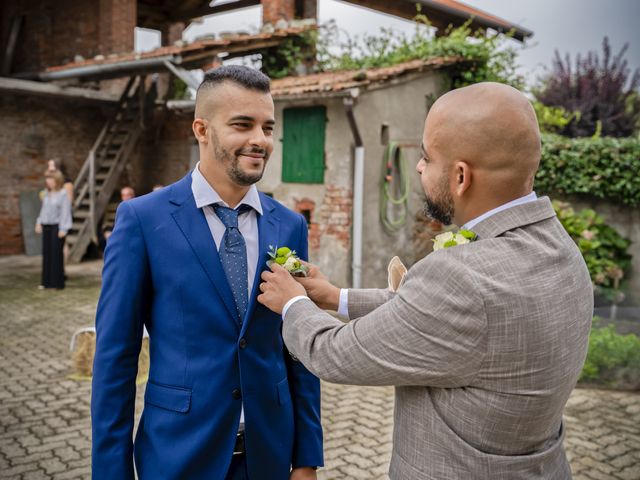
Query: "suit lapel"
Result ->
[[169, 174, 238, 323], [472, 197, 556, 240], [242, 193, 279, 335]]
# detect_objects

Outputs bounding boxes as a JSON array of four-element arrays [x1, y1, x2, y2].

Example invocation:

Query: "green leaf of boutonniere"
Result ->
[[266, 245, 310, 277]]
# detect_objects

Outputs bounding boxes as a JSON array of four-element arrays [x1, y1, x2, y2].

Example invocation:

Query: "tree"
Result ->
[[535, 37, 640, 138]]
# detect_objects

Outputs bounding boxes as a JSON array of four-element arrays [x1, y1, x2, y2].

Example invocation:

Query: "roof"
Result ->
[[39, 25, 315, 81], [270, 57, 462, 98], [423, 0, 532, 39], [166, 56, 463, 111], [340, 0, 532, 41]]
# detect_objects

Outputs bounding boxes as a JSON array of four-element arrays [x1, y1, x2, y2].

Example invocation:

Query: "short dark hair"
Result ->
[[197, 65, 270, 95]]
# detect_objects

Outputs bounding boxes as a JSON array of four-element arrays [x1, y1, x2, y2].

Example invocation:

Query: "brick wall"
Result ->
[[0, 100, 198, 255], [314, 185, 352, 250], [2, 0, 135, 74], [262, 0, 295, 24], [261, 0, 317, 24], [99, 0, 136, 56], [125, 110, 194, 193], [0, 96, 107, 254]]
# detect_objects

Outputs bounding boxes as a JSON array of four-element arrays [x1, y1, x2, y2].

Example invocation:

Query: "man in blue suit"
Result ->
[[91, 66, 323, 480]]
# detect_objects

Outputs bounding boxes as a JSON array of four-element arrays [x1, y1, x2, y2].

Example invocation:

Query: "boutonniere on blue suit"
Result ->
[[433, 229, 478, 251], [266, 245, 310, 277]]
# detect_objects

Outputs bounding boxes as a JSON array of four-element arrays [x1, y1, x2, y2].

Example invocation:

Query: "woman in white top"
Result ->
[[35, 169, 72, 289]]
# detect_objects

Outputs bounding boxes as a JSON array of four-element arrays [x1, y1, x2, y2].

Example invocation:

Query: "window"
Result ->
[[282, 106, 326, 184]]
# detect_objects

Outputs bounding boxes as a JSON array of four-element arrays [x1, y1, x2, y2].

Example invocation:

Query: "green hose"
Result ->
[[379, 141, 411, 233]]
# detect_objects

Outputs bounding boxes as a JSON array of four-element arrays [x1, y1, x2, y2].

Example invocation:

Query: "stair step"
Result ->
[[74, 211, 90, 219], [66, 234, 78, 245], [96, 173, 109, 181], [72, 221, 84, 231]]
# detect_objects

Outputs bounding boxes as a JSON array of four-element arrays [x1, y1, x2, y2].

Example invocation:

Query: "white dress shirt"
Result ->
[[191, 162, 263, 427], [282, 191, 539, 320], [191, 163, 263, 301]]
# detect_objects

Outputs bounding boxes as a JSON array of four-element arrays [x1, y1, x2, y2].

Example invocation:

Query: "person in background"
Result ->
[[46, 159, 74, 265], [47, 159, 74, 203], [35, 169, 72, 290], [103, 186, 136, 243], [120, 186, 135, 201]]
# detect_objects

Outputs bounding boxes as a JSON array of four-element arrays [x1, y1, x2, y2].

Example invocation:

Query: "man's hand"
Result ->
[[290, 467, 317, 480], [35, 223, 42, 235], [258, 263, 307, 314], [58, 231, 66, 239], [295, 261, 341, 311]]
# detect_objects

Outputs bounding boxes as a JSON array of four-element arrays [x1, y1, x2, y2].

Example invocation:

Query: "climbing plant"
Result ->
[[537, 134, 640, 207]]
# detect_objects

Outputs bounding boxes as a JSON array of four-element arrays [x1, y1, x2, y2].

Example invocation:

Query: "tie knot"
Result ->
[[213, 204, 252, 229]]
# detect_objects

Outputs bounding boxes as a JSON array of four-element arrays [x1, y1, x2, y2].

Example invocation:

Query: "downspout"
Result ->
[[343, 89, 364, 288]]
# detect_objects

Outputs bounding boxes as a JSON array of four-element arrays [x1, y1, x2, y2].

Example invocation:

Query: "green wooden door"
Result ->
[[282, 106, 326, 183]]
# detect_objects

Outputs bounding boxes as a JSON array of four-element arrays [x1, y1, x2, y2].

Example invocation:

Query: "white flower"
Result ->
[[283, 256, 298, 271], [454, 233, 470, 245], [433, 230, 475, 251], [433, 231, 454, 251]]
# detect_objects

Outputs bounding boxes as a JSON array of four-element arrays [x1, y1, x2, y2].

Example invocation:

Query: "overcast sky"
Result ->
[[135, 0, 640, 89]]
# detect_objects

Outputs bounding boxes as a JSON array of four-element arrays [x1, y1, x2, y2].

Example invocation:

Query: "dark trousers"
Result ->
[[42, 224, 65, 289], [225, 453, 248, 480]]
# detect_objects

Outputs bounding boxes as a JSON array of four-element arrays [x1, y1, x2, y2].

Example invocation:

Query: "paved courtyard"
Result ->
[[0, 255, 638, 479]]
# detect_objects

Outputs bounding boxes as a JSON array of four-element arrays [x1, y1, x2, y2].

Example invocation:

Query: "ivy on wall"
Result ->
[[537, 134, 640, 207]]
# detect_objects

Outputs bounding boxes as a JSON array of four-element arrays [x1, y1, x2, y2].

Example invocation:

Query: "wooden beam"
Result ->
[[2, 15, 24, 76], [0, 77, 118, 104], [173, 0, 260, 22]]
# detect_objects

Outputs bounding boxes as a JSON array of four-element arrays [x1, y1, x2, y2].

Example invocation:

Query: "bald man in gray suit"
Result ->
[[258, 82, 592, 479]]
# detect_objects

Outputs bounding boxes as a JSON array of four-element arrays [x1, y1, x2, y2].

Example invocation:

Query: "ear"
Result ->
[[192, 118, 208, 144], [453, 161, 471, 197]]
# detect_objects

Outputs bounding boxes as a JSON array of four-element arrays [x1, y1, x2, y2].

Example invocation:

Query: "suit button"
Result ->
[[232, 389, 241, 400], [239, 338, 247, 349]]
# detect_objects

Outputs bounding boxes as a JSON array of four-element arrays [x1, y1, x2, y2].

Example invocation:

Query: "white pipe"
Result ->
[[352, 145, 365, 288], [343, 92, 364, 289]]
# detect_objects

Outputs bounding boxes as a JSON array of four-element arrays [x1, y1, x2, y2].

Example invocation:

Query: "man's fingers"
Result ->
[[269, 262, 286, 273], [295, 276, 311, 286], [261, 270, 275, 281], [259, 282, 267, 292]]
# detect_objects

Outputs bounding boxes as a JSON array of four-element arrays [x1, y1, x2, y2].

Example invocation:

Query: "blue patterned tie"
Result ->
[[213, 204, 252, 323]]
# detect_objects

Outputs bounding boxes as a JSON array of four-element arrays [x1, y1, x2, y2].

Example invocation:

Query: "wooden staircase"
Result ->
[[66, 76, 152, 263]]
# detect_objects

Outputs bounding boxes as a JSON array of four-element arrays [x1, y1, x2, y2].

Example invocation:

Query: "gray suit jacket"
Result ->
[[283, 197, 593, 479]]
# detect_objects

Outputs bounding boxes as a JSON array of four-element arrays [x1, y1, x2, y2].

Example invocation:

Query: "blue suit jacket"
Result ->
[[91, 173, 323, 479]]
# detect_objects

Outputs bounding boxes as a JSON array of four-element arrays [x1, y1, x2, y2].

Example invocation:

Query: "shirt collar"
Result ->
[[191, 162, 263, 215], [463, 191, 538, 231]]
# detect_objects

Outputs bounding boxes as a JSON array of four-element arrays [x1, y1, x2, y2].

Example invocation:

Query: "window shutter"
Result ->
[[282, 106, 326, 183]]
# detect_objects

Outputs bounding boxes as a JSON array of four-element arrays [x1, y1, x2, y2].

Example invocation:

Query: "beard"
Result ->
[[211, 129, 268, 186], [423, 173, 454, 225]]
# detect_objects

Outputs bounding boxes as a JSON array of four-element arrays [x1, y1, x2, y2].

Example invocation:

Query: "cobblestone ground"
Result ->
[[1, 256, 638, 480]]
